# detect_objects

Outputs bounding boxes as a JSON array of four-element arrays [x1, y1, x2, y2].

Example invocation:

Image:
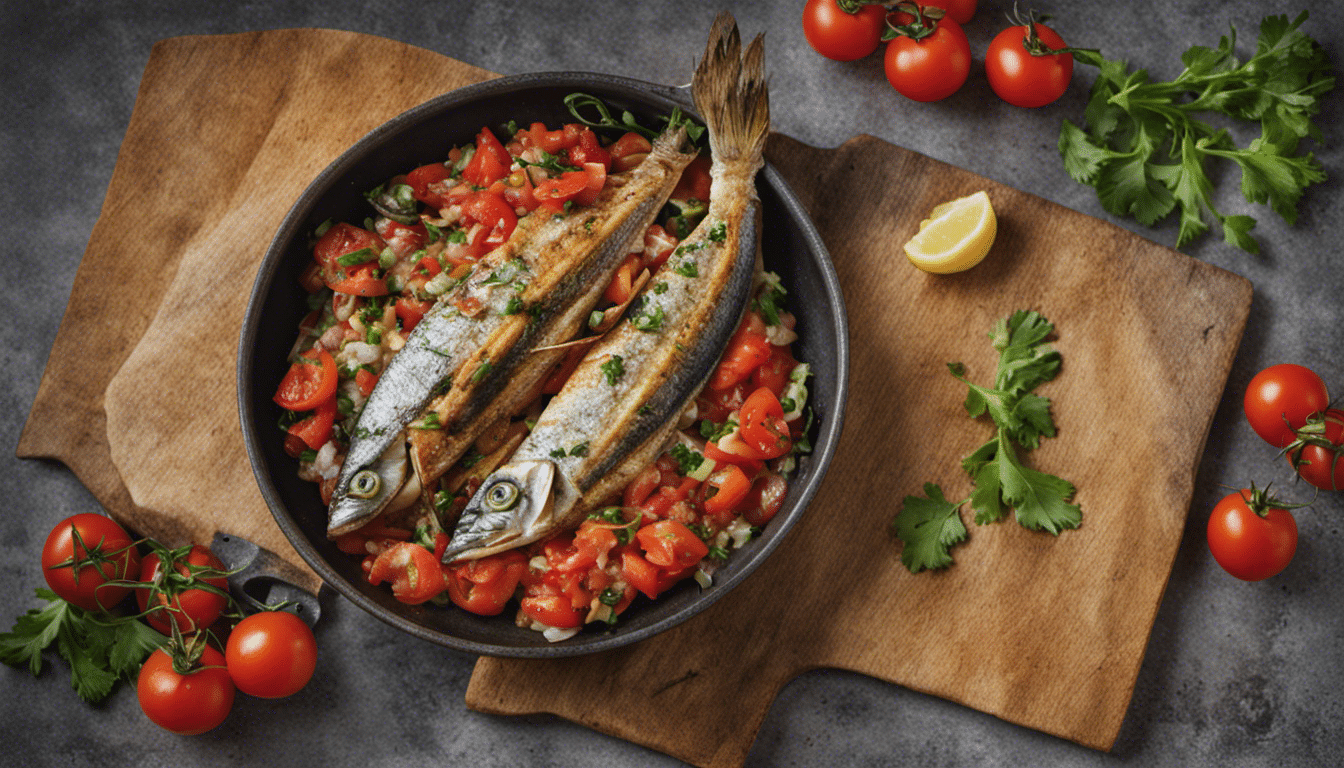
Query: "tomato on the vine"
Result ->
[[1287, 409, 1344, 491], [985, 21, 1074, 108], [136, 544, 230, 636], [1206, 487, 1299, 581], [926, 0, 976, 25], [883, 10, 971, 102], [802, 0, 888, 62], [1243, 363, 1330, 448], [41, 514, 141, 612], [225, 610, 318, 699], [137, 644, 235, 735]]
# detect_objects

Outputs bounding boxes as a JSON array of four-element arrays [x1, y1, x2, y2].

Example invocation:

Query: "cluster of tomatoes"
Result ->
[[1207, 364, 1341, 581], [39, 513, 318, 734], [802, 0, 1076, 107]]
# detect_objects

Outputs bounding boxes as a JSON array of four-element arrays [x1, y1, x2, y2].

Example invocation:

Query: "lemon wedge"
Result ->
[[903, 190, 997, 274]]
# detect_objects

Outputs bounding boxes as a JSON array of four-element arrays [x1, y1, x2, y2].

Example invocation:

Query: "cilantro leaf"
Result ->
[[891, 483, 968, 573]]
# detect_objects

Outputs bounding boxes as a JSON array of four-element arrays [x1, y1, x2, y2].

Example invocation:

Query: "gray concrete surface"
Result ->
[[3, 1, 1342, 765]]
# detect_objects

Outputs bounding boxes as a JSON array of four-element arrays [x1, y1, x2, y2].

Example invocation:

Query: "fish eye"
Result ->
[[349, 470, 381, 499], [484, 480, 521, 511]]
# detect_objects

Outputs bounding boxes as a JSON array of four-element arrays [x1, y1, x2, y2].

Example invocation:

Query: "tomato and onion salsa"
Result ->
[[273, 103, 813, 640]]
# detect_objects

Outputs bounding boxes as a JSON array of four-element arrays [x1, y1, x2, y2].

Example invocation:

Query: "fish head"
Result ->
[[441, 459, 556, 562], [327, 441, 409, 538]]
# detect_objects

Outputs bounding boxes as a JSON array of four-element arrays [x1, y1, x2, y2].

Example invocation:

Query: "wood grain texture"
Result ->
[[15, 30, 1251, 768]]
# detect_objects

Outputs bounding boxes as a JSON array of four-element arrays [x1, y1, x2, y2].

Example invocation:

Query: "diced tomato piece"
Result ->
[[567, 128, 611, 171], [701, 464, 752, 524], [709, 314, 773, 391], [533, 170, 591, 213], [623, 465, 662, 508], [285, 394, 338, 451], [608, 132, 652, 172], [738, 387, 793, 460], [742, 472, 788, 526], [696, 381, 750, 423], [619, 548, 692, 601], [641, 224, 678, 271], [636, 520, 709, 570], [500, 170, 539, 213], [752, 345, 797, 396], [672, 154, 713, 201], [541, 345, 587, 395], [519, 593, 584, 629], [443, 551, 527, 616], [313, 222, 383, 273], [462, 190, 517, 256], [354, 368, 379, 397], [462, 126, 512, 187], [405, 162, 453, 208], [327, 263, 389, 296], [374, 218, 428, 260], [603, 253, 643, 306], [395, 296, 434, 333], [571, 162, 608, 207], [366, 542, 445, 605], [274, 348, 338, 411]]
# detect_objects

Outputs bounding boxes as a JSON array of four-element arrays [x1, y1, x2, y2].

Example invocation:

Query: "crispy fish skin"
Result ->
[[443, 12, 769, 562], [326, 129, 697, 538]]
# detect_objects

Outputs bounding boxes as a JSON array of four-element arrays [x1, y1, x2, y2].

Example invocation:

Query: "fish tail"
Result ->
[[692, 12, 769, 170]]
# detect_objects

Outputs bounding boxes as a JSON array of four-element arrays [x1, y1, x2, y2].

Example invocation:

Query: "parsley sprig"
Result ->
[[892, 311, 1081, 573], [1059, 12, 1333, 253]]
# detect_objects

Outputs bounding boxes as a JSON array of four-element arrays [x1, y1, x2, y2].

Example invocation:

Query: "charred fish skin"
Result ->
[[443, 12, 770, 563], [326, 127, 697, 538]]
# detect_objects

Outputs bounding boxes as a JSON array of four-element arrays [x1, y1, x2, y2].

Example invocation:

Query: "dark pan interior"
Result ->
[[238, 72, 849, 657]]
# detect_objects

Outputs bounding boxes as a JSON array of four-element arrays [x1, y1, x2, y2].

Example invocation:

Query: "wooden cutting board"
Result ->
[[16, 29, 1252, 768]]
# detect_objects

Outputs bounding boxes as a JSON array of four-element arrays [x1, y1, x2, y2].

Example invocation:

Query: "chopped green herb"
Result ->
[[471, 360, 493, 383], [503, 296, 525, 315], [652, 282, 669, 294], [549, 447, 568, 459], [600, 355, 625, 386], [708, 220, 727, 242], [673, 260, 699, 278], [631, 304, 665, 332], [569, 441, 590, 457], [336, 247, 377, 267], [461, 449, 484, 468], [410, 412, 442, 430], [669, 443, 704, 476]]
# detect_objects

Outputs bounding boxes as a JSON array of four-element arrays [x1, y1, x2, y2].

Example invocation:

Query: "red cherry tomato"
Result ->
[[802, 0, 887, 62], [883, 12, 971, 102], [985, 22, 1075, 108], [137, 645, 235, 735], [462, 126, 512, 187], [1244, 364, 1330, 448], [1206, 488, 1298, 581], [41, 514, 141, 612], [1288, 409, 1344, 491], [636, 519, 710, 570], [137, 545, 230, 636], [927, 0, 976, 25], [224, 611, 318, 699], [742, 471, 789, 527]]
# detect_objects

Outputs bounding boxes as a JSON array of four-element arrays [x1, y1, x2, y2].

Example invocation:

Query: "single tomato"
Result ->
[[985, 22, 1075, 108], [225, 610, 318, 699], [41, 514, 141, 612], [1287, 409, 1344, 491], [1244, 363, 1330, 448], [137, 645, 235, 735], [1206, 487, 1298, 581], [802, 0, 887, 62], [883, 11, 971, 102], [137, 544, 230, 636]]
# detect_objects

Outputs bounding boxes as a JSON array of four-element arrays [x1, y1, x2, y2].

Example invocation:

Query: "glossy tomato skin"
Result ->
[[1290, 409, 1344, 491], [137, 545, 230, 636], [1243, 364, 1330, 448], [884, 15, 971, 102], [1207, 489, 1298, 581], [928, 0, 976, 25], [985, 23, 1074, 108], [137, 645, 235, 735], [802, 0, 887, 61], [225, 611, 318, 699], [41, 514, 141, 612]]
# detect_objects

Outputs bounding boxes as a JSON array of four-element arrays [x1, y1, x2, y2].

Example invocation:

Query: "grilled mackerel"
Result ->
[[442, 13, 769, 561]]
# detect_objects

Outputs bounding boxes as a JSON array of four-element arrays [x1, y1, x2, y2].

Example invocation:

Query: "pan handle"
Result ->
[[211, 532, 322, 628]]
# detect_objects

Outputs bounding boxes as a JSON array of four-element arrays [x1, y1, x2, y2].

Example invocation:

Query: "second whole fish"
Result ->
[[442, 12, 770, 562]]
